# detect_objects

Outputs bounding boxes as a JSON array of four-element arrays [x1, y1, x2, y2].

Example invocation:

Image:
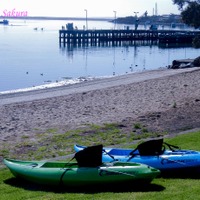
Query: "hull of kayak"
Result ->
[[4, 158, 160, 186]]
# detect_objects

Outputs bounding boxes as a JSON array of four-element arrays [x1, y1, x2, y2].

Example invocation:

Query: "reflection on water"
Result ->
[[60, 40, 199, 78], [0, 19, 200, 93]]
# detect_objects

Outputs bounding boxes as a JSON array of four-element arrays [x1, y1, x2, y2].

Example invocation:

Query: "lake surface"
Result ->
[[0, 19, 200, 93]]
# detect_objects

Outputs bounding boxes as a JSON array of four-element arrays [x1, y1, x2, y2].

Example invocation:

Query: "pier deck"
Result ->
[[59, 29, 200, 46]]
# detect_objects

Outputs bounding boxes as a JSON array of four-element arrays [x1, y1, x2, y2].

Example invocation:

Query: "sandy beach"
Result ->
[[1, 67, 200, 162]]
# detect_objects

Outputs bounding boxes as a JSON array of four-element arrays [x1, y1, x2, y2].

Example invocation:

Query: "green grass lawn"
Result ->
[[0, 131, 200, 200]]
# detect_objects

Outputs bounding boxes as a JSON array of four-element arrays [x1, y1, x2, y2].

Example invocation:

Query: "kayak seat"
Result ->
[[75, 144, 103, 167], [130, 139, 165, 156]]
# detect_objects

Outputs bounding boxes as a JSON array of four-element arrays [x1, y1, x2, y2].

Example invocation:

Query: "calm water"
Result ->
[[0, 19, 200, 93]]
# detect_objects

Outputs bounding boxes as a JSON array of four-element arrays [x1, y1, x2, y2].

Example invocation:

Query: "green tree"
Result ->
[[173, 0, 200, 28]]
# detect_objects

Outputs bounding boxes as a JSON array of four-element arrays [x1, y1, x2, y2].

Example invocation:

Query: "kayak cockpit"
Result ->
[[40, 162, 79, 168]]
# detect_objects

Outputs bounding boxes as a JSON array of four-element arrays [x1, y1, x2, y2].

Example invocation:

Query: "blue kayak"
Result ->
[[74, 139, 200, 175]]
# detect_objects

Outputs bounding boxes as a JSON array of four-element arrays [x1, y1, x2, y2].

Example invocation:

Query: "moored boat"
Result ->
[[0, 19, 9, 25], [74, 139, 200, 175], [4, 145, 160, 187]]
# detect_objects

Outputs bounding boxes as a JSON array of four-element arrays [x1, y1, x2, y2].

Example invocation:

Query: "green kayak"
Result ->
[[4, 158, 160, 187], [4, 145, 160, 187]]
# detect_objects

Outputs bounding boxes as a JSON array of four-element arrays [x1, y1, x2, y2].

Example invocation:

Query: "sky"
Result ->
[[1, 0, 180, 18]]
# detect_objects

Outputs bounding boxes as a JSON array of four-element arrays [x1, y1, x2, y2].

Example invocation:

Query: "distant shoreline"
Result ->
[[0, 16, 112, 21]]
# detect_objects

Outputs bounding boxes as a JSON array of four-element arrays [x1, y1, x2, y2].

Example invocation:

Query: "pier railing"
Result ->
[[59, 29, 200, 46]]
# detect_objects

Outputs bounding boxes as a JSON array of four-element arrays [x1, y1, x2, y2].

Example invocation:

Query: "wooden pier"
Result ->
[[59, 29, 200, 46]]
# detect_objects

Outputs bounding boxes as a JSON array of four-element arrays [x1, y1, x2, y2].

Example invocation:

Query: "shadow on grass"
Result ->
[[160, 168, 200, 179], [4, 178, 165, 194]]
